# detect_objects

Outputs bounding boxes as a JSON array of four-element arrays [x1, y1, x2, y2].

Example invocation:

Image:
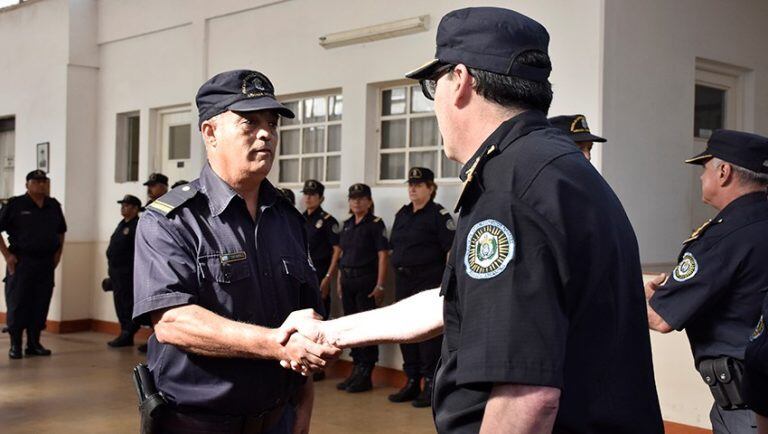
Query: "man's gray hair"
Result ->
[[714, 158, 768, 187]]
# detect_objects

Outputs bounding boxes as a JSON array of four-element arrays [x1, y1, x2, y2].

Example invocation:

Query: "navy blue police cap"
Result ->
[[549, 115, 607, 143], [196, 69, 295, 128], [302, 179, 325, 196], [406, 7, 550, 82], [348, 183, 372, 199], [117, 194, 142, 207], [26, 169, 49, 181], [407, 167, 435, 183], [685, 129, 768, 174]]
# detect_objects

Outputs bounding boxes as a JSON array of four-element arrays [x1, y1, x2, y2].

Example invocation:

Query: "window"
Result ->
[[378, 84, 460, 181], [115, 112, 140, 183], [0, 117, 15, 199], [694, 59, 747, 140], [278, 93, 342, 185]]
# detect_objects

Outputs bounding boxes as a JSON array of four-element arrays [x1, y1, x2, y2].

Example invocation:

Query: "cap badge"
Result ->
[[410, 168, 422, 179], [465, 219, 514, 280], [241, 72, 272, 98], [570, 115, 590, 133], [308, 181, 317, 189]]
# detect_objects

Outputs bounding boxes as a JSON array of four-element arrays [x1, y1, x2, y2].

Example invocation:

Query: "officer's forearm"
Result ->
[[153, 304, 284, 359], [325, 288, 443, 347], [376, 250, 388, 286], [646, 304, 673, 334], [757, 413, 768, 434], [479, 384, 560, 434], [327, 246, 341, 279], [0, 236, 10, 259]]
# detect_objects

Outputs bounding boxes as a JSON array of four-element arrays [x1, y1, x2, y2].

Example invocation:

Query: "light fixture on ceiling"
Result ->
[[319, 15, 429, 49]]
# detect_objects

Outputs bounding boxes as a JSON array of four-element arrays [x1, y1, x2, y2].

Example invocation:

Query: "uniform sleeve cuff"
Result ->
[[132, 292, 197, 322], [456, 361, 563, 390], [648, 295, 685, 331]]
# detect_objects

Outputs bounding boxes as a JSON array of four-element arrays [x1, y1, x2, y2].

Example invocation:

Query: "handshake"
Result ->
[[273, 309, 345, 376]]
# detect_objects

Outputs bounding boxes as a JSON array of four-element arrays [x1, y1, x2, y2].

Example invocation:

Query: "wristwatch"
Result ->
[[375, 284, 385, 292]]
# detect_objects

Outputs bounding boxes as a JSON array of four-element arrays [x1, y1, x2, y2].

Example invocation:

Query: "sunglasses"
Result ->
[[419, 64, 455, 101]]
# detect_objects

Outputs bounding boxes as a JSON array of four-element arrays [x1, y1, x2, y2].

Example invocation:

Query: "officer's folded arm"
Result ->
[[151, 304, 340, 370], [479, 383, 561, 434]]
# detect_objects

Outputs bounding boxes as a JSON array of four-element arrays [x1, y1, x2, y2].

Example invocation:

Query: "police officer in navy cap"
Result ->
[[132, 69, 339, 433], [647, 130, 768, 434], [281, 7, 664, 433], [334, 182, 389, 393], [548, 114, 607, 160], [105, 194, 142, 348], [301, 179, 341, 322], [388, 167, 454, 407], [143, 173, 169, 205], [0, 170, 67, 359]]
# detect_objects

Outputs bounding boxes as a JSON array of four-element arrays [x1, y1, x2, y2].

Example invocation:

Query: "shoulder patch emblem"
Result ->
[[332, 223, 341, 234], [315, 219, 324, 229], [446, 218, 456, 231], [464, 219, 514, 279], [672, 252, 699, 282], [751, 315, 765, 342]]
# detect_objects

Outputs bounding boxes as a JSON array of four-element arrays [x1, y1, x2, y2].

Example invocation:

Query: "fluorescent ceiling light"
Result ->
[[319, 15, 429, 49]]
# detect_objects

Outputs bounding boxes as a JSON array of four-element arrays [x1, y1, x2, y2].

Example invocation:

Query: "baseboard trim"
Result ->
[[327, 360, 713, 434], [0, 312, 150, 339]]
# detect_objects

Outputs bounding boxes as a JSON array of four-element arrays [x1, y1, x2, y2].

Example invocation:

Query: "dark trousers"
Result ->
[[109, 268, 139, 335], [395, 263, 444, 379], [313, 259, 331, 320], [4, 255, 55, 333], [340, 267, 378, 366]]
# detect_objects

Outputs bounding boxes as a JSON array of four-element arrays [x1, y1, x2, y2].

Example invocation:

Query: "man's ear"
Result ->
[[451, 64, 474, 108], [201, 119, 217, 148], [719, 162, 733, 187]]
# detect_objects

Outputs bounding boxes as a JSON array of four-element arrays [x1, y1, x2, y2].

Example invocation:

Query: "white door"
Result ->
[[159, 110, 199, 183], [0, 129, 14, 199]]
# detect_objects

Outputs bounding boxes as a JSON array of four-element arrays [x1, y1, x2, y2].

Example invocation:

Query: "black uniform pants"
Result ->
[[109, 267, 139, 335], [395, 263, 444, 379], [340, 267, 378, 366], [313, 259, 331, 320], [4, 255, 55, 333]]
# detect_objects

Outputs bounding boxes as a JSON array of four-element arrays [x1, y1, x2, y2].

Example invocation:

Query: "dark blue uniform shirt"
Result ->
[[302, 207, 340, 266], [650, 192, 768, 364], [389, 200, 455, 268], [132, 164, 322, 416], [338, 213, 388, 268], [106, 216, 138, 272], [434, 111, 663, 433], [743, 292, 768, 416], [0, 194, 67, 255]]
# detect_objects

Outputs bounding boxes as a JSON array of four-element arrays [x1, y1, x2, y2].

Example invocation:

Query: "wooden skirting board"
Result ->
[[0, 312, 714, 433]]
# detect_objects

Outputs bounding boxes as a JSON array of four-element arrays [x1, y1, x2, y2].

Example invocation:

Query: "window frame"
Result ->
[[376, 83, 460, 184], [277, 92, 343, 187], [114, 111, 141, 183]]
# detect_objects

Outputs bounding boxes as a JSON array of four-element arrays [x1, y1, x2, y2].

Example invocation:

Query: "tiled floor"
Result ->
[[0, 331, 436, 433]]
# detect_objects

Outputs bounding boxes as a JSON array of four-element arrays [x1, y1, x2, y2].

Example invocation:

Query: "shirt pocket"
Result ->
[[198, 252, 251, 284], [278, 256, 320, 309]]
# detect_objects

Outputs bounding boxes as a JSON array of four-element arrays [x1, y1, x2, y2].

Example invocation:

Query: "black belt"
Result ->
[[156, 405, 285, 434], [340, 266, 376, 278]]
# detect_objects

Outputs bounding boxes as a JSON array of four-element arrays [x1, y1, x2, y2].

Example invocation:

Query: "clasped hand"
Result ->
[[274, 309, 340, 376]]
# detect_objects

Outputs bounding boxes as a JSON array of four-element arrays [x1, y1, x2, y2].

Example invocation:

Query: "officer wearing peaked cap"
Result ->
[[282, 7, 663, 433], [132, 69, 338, 433], [647, 129, 768, 434], [548, 114, 606, 160], [388, 167, 454, 408], [143, 173, 169, 206]]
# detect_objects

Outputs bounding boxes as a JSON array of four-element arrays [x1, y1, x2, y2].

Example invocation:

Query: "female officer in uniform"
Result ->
[[388, 167, 455, 407], [335, 183, 389, 393]]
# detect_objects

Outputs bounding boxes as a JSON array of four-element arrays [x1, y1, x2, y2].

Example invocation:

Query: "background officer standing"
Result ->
[[335, 183, 388, 393], [647, 130, 768, 434], [143, 172, 168, 205], [132, 69, 338, 433], [388, 167, 454, 408], [105, 194, 141, 347], [301, 179, 341, 320], [0, 170, 67, 359], [548, 114, 606, 160]]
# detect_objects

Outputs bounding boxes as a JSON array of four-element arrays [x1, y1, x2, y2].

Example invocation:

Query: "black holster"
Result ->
[[132, 363, 167, 434], [698, 357, 747, 410]]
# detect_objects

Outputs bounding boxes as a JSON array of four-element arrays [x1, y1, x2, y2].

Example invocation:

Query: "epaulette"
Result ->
[[146, 184, 198, 217], [683, 218, 723, 244], [324, 213, 332, 220], [439, 207, 450, 215]]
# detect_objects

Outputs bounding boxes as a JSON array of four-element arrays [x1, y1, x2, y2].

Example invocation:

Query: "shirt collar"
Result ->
[[304, 206, 324, 219], [199, 163, 280, 217], [714, 191, 768, 222], [458, 110, 549, 182]]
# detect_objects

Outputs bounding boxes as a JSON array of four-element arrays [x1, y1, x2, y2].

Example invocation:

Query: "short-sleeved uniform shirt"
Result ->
[[302, 207, 340, 267], [106, 216, 138, 272], [389, 200, 455, 268], [132, 164, 322, 416], [743, 294, 768, 417], [434, 111, 663, 433], [650, 192, 768, 364], [338, 213, 388, 268], [0, 194, 67, 255]]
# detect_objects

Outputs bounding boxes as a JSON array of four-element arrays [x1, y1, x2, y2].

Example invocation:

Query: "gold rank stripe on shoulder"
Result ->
[[147, 200, 175, 214], [324, 214, 331, 220], [683, 218, 723, 244], [374, 217, 382, 223], [454, 145, 497, 212]]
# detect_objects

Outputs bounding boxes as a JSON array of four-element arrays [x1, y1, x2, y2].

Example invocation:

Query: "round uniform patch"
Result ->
[[446, 219, 456, 231], [331, 223, 341, 234], [464, 219, 514, 279], [122, 227, 130, 235], [751, 315, 765, 342], [315, 220, 323, 229], [672, 252, 699, 282]]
